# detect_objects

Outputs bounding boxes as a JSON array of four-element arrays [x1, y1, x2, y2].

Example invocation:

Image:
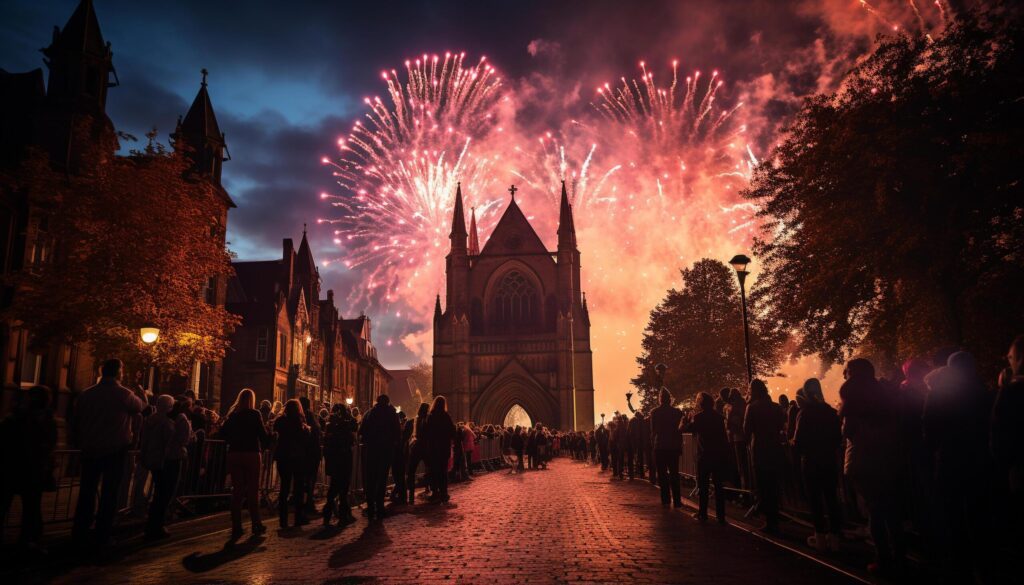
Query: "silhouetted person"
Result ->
[[612, 414, 628, 479], [322, 403, 357, 525], [681, 392, 729, 523], [839, 358, 904, 575], [992, 335, 1024, 551], [628, 411, 649, 480], [391, 411, 410, 502], [792, 378, 842, 551], [422, 396, 457, 502], [0, 385, 56, 551], [359, 394, 401, 519], [299, 396, 321, 515], [140, 394, 191, 540], [273, 399, 311, 528], [898, 357, 932, 541], [406, 403, 430, 502], [595, 423, 609, 470], [71, 359, 147, 547], [651, 388, 684, 507], [724, 389, 749, 489], [924, 351, 991, 581], [218, 388, 270, 539], [744, 379, 786, 534]]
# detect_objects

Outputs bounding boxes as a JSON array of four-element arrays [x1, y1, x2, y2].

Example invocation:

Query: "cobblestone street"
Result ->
[[44, 459, 857, 584]]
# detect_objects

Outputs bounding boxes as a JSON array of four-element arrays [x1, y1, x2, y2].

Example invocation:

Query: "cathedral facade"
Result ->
[[433, 184, 595, 431]]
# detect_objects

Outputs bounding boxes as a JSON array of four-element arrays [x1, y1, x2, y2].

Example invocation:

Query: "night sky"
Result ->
[[0, 1, 931, 399]]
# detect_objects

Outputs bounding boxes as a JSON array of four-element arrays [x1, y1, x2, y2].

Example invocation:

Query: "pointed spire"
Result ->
[[179, 69, 222, 142], [49, 0, 107, 56], [434, 294, 443, 322], [558, 180, 577, 249], [296, 224, 317, 276], [468, 206, 480, 256], [449, 182, 467, 248]]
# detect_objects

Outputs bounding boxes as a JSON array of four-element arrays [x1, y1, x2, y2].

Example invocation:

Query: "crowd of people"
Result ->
[[1, 332, 1023, 582], [561, 336, 1024, 581]]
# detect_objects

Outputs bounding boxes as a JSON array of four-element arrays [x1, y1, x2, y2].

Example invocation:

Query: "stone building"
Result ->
[[0, 0, 233, 411], [222, 231, 389, 412], [432, 184, 595, 430]]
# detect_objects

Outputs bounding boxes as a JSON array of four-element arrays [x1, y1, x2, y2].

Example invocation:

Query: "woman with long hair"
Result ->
[[218, 388, 270, 539], [273, 399, 311, 528], [423, 396, 457, 502]]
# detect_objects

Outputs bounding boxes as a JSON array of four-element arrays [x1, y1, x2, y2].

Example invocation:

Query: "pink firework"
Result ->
[[321, 52, 505, 313]]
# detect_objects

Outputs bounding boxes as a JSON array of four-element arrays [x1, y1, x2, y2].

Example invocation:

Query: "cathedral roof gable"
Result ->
[[478, 198, 550, 257], [485, 356, 548, 393]]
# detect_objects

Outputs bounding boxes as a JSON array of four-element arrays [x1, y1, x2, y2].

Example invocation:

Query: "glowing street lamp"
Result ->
[[728, 254, 753, 383], [140, 326, 160, 344], [345, 397, 354, 406]]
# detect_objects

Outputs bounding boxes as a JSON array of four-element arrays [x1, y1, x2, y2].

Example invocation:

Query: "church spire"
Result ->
[[434, 293, 443, 322], [468, 206, 480, 256], [449, 182, 467, 250], [557, 180, 577, 249], [41, 0, 116, 112], [173, 69, 230, 190]]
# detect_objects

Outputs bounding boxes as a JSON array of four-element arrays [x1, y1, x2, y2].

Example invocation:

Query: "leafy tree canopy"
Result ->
[[744, 8, 1024, 376]]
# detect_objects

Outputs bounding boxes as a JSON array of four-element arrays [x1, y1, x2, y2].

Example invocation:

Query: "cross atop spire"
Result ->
[[201, 68, 208, 87], [508, 184, 517, 200]]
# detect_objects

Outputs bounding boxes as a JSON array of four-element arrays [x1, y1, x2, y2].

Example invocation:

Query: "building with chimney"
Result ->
[[432, 184, 595, 430], [222, 230, 389, 412]]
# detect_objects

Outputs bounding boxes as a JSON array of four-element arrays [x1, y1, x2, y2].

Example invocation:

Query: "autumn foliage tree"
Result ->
[[743, 10, 1024, 377], [2, 128, 239, 374], [632, 259, 784, 410]]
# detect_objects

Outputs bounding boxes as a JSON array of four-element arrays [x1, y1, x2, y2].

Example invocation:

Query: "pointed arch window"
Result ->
[[492, 270, 539, 333]]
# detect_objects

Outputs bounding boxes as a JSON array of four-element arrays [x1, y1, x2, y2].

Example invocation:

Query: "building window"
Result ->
[[28, 216, 50, 268], [491, 270, 539, 333], [278, 333, 288, 367], [255, 327, 269, 361]]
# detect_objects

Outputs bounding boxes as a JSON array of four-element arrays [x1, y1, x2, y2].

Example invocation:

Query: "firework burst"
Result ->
[[321, 52, 505, 314]]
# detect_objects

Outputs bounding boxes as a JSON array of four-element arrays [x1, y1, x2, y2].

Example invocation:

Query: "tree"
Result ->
[[2, 126, 239, 374], [408, 361, 433, 404], [743, 9, 1024, 377], [632, 259, 784, 409]]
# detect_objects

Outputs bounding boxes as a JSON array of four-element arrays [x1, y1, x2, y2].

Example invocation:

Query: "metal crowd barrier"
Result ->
[[2, 436, 508, 532]]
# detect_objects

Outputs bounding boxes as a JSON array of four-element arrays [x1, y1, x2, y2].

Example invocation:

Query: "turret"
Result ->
[[41, 0, 116, 113], [172, 69, 232, 196]]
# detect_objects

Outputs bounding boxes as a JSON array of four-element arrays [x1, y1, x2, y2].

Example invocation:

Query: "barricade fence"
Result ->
[[4, 437, 508, 531], [676, 433, 863, 527]]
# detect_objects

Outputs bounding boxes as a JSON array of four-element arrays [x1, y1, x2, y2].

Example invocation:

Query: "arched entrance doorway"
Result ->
[[503, 404, 533, 429]]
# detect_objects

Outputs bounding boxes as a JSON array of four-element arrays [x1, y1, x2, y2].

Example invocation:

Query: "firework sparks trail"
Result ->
[[320, 53, 505, 318]]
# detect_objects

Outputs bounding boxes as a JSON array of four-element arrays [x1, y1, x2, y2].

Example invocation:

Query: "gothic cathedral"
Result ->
[[432, 184, 595, 431]]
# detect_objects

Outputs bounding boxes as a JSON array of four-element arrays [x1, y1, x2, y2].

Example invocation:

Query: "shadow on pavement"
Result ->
[[181, 535, 267, 573], [327, 521, 391, 569]]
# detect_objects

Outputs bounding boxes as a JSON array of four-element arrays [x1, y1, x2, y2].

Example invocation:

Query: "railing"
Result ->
[[3, 436, 508, 531]]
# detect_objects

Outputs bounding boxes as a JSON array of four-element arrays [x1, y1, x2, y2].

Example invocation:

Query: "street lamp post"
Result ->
[[729, 254, 753, 383], [140, 325, 160, 392]]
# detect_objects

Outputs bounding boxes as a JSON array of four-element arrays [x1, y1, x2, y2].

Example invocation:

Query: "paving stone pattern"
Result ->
[[51, 459, 858, 584]]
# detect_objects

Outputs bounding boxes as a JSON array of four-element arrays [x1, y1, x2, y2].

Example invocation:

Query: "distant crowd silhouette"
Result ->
[[2, 334, 1023, 583]]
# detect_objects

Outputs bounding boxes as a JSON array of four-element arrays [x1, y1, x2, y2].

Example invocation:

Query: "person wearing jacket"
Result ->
[[0, 385, 56, 551], [839, 358, 904, 575], [71, 359, 148, 547], [650, 388, 684, 507], [140, 394, 191, 540], [744, 379, 786, 534], [273, 399, 311, 528], [298, 397, 321, 516], [422, 396, 458, 502], [359, 394, 402, 519], [406, 402, 430, 502], [322, 403, 358, 525], [793, 378, 843, 551], [681, 392, 730, 523], [391, 411, 410, 502], [218, 388, 270, 539], [627, 411, 649, 480]]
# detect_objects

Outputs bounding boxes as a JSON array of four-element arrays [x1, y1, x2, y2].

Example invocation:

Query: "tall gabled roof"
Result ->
[[478, 196, 551, 257]]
